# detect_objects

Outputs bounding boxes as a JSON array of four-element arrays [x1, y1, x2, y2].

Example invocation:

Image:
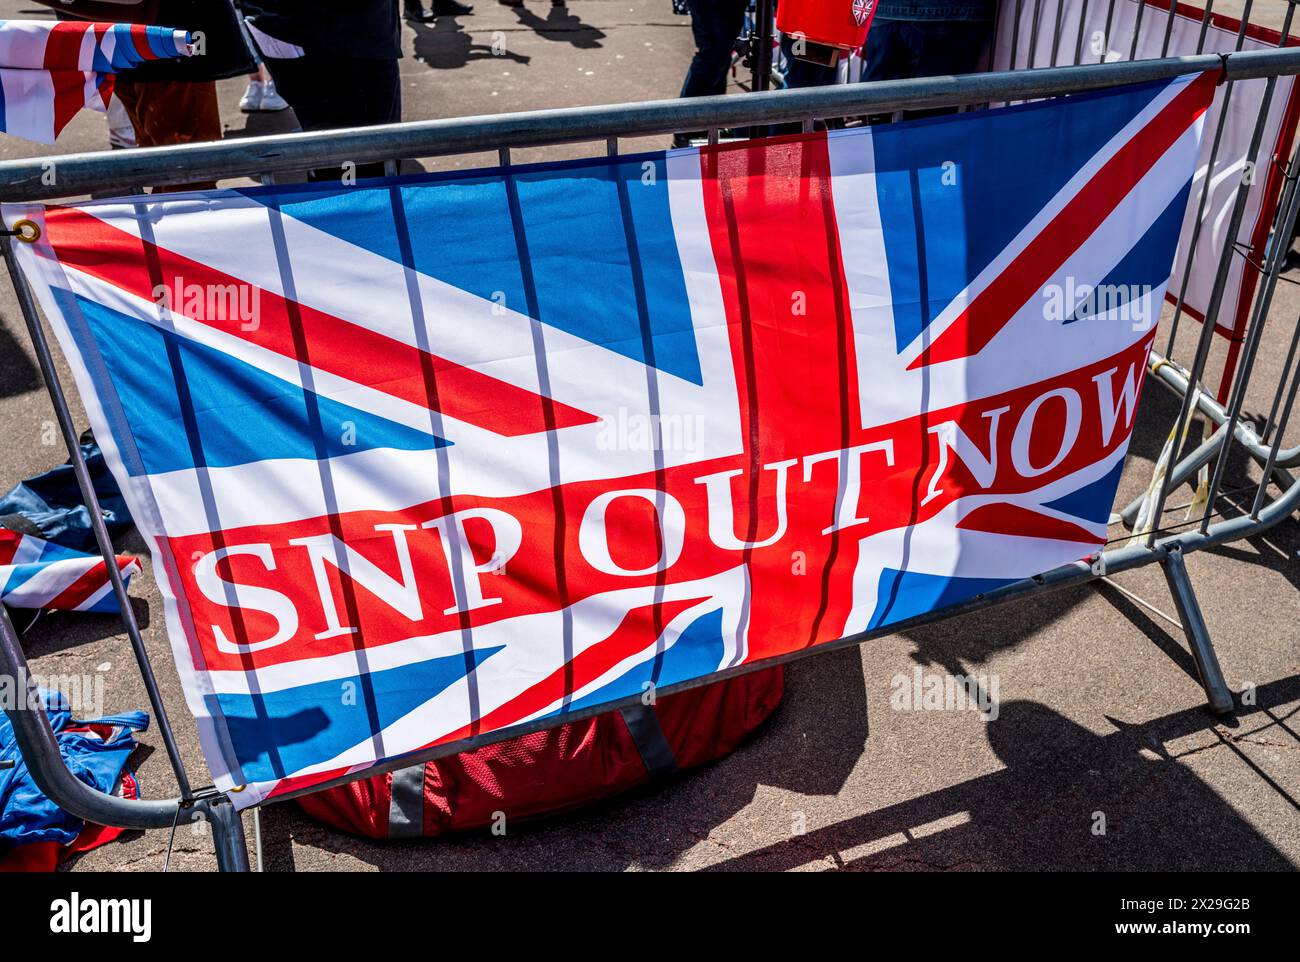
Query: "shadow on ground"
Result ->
[[504, 0, 607, 49], [259, 645, 869, 871], [698, 675, 1300, 871], [0, 311, 39, 399], [251, 513, 1300, 876], [412, 17, 532, 70]]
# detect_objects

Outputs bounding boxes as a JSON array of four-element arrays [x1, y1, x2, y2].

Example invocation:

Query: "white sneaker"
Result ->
[[239, 80, 263, 112], [259, 80, 290, 112]]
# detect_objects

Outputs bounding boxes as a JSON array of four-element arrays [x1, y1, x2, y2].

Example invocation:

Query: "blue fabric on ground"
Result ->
[[0, 435, 132, 551], [0, 689, 147, 847]]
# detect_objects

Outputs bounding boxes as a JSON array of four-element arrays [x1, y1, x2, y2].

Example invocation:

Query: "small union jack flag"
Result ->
[[0, 528, 138, 613], [0, 20, 191, 144]]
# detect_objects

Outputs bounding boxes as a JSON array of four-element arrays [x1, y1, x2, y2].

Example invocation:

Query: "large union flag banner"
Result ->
[[5, 73, 1213, 807]]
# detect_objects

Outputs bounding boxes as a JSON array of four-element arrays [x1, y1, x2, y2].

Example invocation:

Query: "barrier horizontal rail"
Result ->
[[1, 47, 1299, 202], [4, 44, 1300, 870]]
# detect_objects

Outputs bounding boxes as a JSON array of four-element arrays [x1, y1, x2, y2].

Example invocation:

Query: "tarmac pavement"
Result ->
[[0, 0, 1295, 872]]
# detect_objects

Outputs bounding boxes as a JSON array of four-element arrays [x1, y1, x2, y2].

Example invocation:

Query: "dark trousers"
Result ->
[[862, 19, 992, 121], [862, 18, 992, 84], [263, 54, 401, 181], [679, 0, 749, 98]]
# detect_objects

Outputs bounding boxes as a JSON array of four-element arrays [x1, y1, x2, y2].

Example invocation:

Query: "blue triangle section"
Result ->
[[1043, 458, 1126, 526], [240, 154, 704, 385], [210, 644, 503, 784], [556, 608, 727, 717], [868, 568, 1017, 631], [68, 292, 449, 476], [1066, 181, 1192, 324], [871, 80, 1169, 354]]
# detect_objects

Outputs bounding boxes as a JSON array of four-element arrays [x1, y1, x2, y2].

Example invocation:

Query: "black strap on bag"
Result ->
[[619, 704, 679, 778]]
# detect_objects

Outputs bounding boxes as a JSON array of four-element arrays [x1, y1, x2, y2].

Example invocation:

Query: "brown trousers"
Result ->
[[113, 79, 222, 191]]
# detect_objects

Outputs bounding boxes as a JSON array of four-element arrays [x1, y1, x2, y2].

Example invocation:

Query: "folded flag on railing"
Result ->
[[0, 528, 138, 613], [0, 20, 189, 72], [3, 71, 1215, 808], [0, 20, 191, 144]]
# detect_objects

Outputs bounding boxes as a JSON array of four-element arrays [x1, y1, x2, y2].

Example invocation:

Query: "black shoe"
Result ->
[[432, 0, 474, 14], [403, 1, 436, 21]]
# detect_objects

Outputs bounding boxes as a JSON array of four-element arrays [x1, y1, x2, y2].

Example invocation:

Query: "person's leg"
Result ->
[[112, 80, 222, 190], [861, 19, 907, 83], [432, 0, 474, 14], [265, 56, 401, 130], [860, 19, 909, 125], [910, 19, 993, 78], [263, 55, 401, 181], [240, 70, 264, 112], [404, 0, 435, 21], [679, 0, 749, 98], [260, 56, 318, 128], [897, 20, 992, 120]]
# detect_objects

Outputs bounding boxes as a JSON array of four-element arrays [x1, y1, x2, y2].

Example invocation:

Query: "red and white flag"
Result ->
[[0, 20, 190, 144], [0, 528, 138, 613]]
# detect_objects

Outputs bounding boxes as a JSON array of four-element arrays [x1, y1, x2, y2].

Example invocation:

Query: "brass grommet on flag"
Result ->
[[10, 219, 40, 244]]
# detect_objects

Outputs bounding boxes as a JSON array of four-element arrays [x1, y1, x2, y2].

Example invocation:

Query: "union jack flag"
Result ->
[[0, 528, 138, 613], [0, 20, 191, 144], [4, 72, 1214, 807]]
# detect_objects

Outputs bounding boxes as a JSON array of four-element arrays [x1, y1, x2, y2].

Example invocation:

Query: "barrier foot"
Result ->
[[1159, 547, 1235, 715], [210, 800, 251, 873]]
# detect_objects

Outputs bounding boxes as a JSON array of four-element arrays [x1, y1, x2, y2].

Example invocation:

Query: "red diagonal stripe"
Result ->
[[43, 556, 135, 610], [44, 21, 89, 71], [48, 70, 91, 141], [0, 530, 20, 567], [435, 597, 705, 746], [910, 71, 1217, 370], [42, 206, 598, 438], [956, 502, 1099, 544], [129, 24, 155, 61]]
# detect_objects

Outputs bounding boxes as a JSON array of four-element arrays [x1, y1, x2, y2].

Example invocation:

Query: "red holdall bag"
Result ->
[[296, 667, 784, 839]]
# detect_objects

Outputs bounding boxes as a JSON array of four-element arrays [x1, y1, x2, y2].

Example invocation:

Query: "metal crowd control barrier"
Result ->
[[3, 47, 1300, 872]]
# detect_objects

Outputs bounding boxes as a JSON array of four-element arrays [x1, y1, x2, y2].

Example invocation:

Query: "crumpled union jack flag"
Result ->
[[4, 72, 1214, 807], [0, 20, 191, 144], [0, 528, 138, 613]]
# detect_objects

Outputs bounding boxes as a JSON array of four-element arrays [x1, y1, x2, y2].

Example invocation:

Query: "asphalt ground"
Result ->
[[0, 0, 1295, 871]]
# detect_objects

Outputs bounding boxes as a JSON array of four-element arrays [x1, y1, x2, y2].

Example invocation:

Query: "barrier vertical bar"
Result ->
[[0, 233, 195, 801], [1160, 0, 1179, 57], [1130, 0, 1149, 59], [1100, 0, 1121, 62], [1073, 0, 1092, 65], [1200, 97, 1300, 531], [1148, 3, 1282, 545], [1251, 322, 1300, 515], [209, 799, 251, 873], [1159, 547, 1234, 713], [1163, 0, 1255, 361], [1028, 0, 1047, 66], [1049, 0, 1067, 65], [753, 0, 776, 93], [1262, 309, 1300, 444], [1009, 0, 1027, 70]]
